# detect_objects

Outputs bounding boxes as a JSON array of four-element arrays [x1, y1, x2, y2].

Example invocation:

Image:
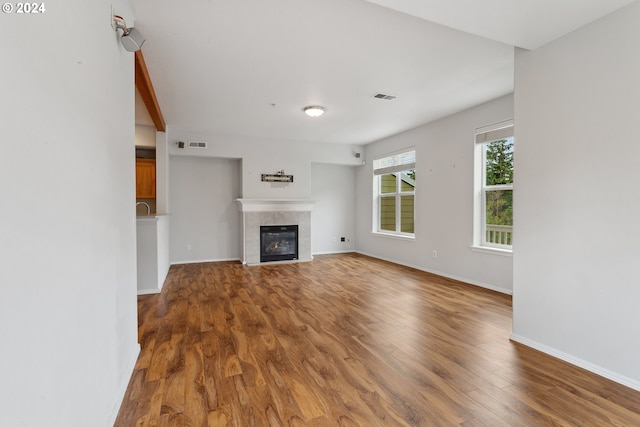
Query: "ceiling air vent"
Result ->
[[188, 141, 207, 149], [373, 93, 396, 100]]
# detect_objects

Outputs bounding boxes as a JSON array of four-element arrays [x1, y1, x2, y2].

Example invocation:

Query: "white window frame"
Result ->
[[473, 120, 513, 253], [373, 148, 416, 239]]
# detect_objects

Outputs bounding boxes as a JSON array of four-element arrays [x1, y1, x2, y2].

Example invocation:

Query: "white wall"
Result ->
[[311, 163, 357, 254], [136, 216, 170, 294], [165, 133, 364, 262], [355, 95, 514, 293], [0, 2, 139, 425], [135, 125, 156, 147], [169, 156, 242, 263], [166, 131, 364, 199], [156, 131, 169, 213], [512, 2, 640, 389]]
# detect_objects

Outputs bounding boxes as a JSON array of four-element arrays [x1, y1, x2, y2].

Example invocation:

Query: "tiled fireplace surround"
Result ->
[[236, 199, 314, 265]]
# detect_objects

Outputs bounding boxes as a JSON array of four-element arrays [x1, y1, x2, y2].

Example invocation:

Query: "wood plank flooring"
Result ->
[[115, 253, 640, 426]]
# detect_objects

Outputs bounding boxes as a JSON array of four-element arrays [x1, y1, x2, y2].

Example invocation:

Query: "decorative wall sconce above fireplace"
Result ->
[[261, 170, 293, 183]]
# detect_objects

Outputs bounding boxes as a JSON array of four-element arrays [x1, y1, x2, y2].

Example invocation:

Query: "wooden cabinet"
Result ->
[[136, 158, 156, 199]]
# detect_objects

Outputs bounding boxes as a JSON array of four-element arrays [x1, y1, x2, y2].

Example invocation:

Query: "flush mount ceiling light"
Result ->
[[303, 106, 326, 117]]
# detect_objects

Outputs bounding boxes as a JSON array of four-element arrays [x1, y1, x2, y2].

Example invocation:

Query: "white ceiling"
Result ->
[[132, 0, 634, 145], [364, 0, 636, 50]]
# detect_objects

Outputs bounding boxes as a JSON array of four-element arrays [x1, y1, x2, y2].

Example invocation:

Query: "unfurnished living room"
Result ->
[[2, 0, 640, 426]]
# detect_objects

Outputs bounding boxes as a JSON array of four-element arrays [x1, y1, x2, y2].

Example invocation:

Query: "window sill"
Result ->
[[470, 245, 512, 257], [372, 231, 416, 241]]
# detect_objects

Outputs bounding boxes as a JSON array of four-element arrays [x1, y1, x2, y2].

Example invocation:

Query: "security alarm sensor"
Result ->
[[120, 27, 145, 52]]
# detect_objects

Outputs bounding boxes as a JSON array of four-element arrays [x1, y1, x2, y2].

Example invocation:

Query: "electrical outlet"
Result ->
[[186, 243, 192, 251], [432, 250, 437, 259], [340, 237, 346, 242]]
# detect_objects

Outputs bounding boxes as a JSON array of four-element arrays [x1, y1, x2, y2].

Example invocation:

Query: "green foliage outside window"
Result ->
[[485, 138, 514, 231], [485, 139, 513, 186]]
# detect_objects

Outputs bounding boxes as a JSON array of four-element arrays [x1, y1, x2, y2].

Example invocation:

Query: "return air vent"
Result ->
[[188, 141, 207, 149], [373, 93, 396, 100]]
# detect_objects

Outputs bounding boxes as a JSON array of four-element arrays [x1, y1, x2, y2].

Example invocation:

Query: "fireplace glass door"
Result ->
[[260, 225, 298, 262]]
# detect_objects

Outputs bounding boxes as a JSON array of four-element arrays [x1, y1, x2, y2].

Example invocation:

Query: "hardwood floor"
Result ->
[[115, 253, 640, 426]]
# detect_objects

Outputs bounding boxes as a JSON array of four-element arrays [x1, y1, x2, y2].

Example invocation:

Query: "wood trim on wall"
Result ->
[[135, 50, 166, 132]]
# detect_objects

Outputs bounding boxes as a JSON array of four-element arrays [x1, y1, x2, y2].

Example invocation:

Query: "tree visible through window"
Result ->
[[475, 120, 513, 250], [484, 138, 513, 246]]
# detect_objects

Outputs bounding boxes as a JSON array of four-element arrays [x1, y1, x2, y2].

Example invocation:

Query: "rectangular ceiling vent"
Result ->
[[373, 93, 396, 100], [188, 141, 207, 149]]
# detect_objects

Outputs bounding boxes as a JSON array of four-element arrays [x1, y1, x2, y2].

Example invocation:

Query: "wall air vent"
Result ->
[[373, 93, 396, 100], [188, 141, 207, 149]]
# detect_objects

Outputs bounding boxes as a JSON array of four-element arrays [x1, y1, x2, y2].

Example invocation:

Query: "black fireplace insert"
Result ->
[[260, 225, 298, 262]]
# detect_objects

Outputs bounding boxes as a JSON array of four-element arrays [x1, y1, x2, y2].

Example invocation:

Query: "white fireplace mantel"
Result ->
[[236, 198, 315, 212]]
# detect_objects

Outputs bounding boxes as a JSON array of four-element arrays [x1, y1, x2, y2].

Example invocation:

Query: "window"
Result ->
[[474, 121, 513, 250], [373, 149, 415, 237]]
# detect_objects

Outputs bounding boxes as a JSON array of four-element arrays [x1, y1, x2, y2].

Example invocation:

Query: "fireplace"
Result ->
[[236, 199, 313, 265], [260, 225, 298, 263]]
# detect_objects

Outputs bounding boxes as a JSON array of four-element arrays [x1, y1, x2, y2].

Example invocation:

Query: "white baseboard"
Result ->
[[137, 288, 161, 295], [355, 250, 513, 295], [108, 343, 141, 426], [312, 249, 355, 256], [510, 333, 640, 392], [170, 257, 241, 265]]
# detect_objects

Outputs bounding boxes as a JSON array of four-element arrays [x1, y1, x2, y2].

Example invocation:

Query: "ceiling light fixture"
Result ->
[[303, 106, 326, 117]]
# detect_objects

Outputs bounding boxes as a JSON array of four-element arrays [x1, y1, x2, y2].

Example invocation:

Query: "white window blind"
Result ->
[[373, 149, 416, 175], [475, 120, 513, 144]]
